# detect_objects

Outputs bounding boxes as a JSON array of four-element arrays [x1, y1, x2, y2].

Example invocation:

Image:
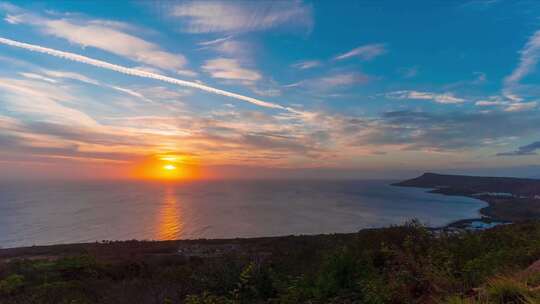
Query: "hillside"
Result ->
[[2, 221, 540, 303], [395, 173, 540, 222], [395, 172, 540, 196]]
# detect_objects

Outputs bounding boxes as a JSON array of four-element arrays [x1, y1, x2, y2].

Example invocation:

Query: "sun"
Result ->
[[132, 154, 201, 180], [163, 164, 177, 171]]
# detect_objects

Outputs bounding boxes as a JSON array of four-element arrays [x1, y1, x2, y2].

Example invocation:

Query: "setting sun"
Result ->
[[163, 164, 176, 171], [131, 154, 200, 180]]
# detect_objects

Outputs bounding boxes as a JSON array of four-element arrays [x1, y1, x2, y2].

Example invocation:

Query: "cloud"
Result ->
[[19, 72, 57, 83], [505, 30, 540, 86], [504, 101, 537, 112], [42, 70, 100, 85], [198, 35, 234, 46], [398, 66, 418, 78], [202, 58, 261, 83], [240, 133, 310, 153], [290, 72, 370, 91], [1, 5, 187, 72], [292, 60, 321, 70], [472, 72, 487, 84], [42, 20, 187, 71], [0, 37, 294, 112], [171, 1, 312, 33], [0, 77, 97, 126], [387, 90, 465, 104], [473, 96, 536, 112], [250, 82, 282, 97], [503, 29, 540, 102], [135, 86, 190, 101], [0, 120, 145, 163], [211, 40, 250, 57], [108, 86, 151, 102], [316, 73, 369, 88], [356, 110, 540, 152], [334, 43, 386, 61], [497, 141, 540, 156], [20, 69, 155, 103], [475, 100, 507, 106]]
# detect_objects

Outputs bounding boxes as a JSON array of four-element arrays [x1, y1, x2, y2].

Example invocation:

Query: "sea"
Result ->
[[0, 179, 487, 248]]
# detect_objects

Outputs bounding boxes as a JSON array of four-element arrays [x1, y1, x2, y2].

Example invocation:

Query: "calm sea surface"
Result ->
[[0, 180, 486, 248]]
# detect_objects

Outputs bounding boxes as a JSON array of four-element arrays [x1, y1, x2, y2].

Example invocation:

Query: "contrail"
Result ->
[[0, 37, 289, 111]]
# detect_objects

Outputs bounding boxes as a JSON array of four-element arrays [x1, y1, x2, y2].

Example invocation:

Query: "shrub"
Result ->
[[0, 274, 24, 295], [482, 276, 533, 304]]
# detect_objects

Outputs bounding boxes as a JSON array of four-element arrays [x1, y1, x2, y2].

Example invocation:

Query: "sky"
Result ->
[[0, 0, 540, 180]]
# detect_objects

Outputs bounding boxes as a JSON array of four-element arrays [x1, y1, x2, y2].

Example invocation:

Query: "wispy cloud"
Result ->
[[199, 37, 252, 61], [21, 69, 154, 103], [202, 58, 261, 83], [356, 110, 540, 152], [1, 4, 188, 72], [473, 95, 535, 112], [41, 70, 100, 85], [334, 43, 386, 61], [171, 1, 312, 34], [472, 72, 487, 84], [198, 35, 234, 46], [288, 72, 370, 91], [387, 90, 465, 104], [504, 101, 537, 112], [315, 72, 369, 88], [497, 140, 540, 156], [505, 30, 540, 84], [503, 30, 540, 101], [0, 77, 97, 126], [398, 66, 418, 78], [19, 72, 57, 83], [475, 99, 507, 106], [0, 37, 293, 112], [291, 60, 321, 70]]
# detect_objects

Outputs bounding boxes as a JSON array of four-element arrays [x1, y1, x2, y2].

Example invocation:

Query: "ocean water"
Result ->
[[0, 179, 486, 248]]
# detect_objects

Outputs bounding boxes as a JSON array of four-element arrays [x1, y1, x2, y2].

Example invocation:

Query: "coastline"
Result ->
[[392, 172, 540, 229], [398, 186, 507, 230]]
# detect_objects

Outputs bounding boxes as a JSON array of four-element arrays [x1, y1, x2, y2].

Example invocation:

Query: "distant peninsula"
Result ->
[[394, 172, 540, 223]]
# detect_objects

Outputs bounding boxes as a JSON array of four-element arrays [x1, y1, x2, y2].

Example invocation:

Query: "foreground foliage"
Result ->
[[1, 221, 540, 303]]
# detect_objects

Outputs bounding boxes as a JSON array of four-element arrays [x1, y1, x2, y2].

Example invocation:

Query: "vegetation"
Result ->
[[2, 221, 540, 303]]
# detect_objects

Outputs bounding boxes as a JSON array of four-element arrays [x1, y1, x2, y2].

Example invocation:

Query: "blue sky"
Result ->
[[0, 0, 539, 179]]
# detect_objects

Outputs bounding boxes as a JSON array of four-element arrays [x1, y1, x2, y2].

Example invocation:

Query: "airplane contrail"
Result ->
[[0, 37, 290, 111]]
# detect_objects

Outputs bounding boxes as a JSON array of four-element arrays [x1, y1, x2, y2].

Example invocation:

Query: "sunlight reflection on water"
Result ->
[[156, 186, 184, 240]]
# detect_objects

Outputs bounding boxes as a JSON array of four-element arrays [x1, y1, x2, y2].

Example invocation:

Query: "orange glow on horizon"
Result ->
[[131, 154, 201, 180]]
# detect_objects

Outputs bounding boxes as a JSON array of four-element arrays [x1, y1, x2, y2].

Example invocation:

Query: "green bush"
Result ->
[[0, 274, 24, 294]]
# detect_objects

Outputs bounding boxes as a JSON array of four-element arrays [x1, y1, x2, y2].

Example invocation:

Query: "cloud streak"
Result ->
[[0, 37, 292, 112], [505, 30, 540, 86], [171, 1, 312, 34], [202, 58, 261, 83], [334, 43, 386, 61], [292, 60, 321, 70], [1, 5, 188, 72], [497, 141, 540, 156], [502, 30, 540, 102], [387, 90, 465, 104]]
